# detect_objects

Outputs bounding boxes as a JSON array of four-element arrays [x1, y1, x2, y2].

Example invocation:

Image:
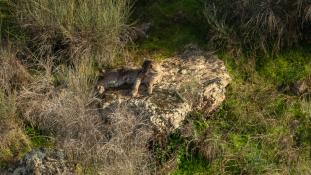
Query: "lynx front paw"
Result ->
[[147, 86, 153, 95], [147, 89, 153, 95], [131, 89, 139, 97]]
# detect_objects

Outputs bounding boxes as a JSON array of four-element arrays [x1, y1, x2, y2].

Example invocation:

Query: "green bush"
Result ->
[[204, 0, 311, 54]]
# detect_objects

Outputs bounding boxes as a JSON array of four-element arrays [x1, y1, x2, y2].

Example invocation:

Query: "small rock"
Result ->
[[180, 69, 188, 74]]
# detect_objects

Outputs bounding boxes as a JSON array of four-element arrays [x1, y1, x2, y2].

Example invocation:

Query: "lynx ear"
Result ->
[[101, 69, 106, 74], [142, 59, 152, 67], [96, 69, 106, 76]]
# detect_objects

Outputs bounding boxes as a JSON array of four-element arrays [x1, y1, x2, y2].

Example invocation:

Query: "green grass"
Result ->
[[257, 48, 311, 86], [133, 0, 206, 56], [173, 155, 210, 175], [24, 126, 55, 148], [166, 50, 311, 174]]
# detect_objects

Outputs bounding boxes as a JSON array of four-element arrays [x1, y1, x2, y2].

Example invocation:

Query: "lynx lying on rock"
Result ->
[[97, 60, 162, 97]]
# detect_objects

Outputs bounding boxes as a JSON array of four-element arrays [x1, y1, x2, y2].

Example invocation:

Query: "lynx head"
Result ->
[[142, 59, 162, 75]]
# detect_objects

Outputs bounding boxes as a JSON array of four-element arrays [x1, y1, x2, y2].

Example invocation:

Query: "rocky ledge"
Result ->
[[13, 148, 73, 175], [100, 45, 232, 132]]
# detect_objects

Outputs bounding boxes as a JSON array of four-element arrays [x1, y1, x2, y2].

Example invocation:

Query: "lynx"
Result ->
[[97, 60, 162, 97]]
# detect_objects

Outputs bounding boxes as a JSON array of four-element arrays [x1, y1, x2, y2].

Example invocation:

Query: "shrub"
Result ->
[[13, 0, 132, 65], [204, 0, 311, 54]]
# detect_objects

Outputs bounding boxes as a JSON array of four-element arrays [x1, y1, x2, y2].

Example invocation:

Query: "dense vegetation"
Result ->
[[204, 0, 311, 54], [1, 0, 310, 174]]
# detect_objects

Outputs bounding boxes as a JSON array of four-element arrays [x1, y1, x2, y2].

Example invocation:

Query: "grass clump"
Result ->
[[16, 55, 155, 173], [204, 0, 311, 54], [0, 46, 32, 169], [13, 0, 132, 65], [0, 81, 31, 169]]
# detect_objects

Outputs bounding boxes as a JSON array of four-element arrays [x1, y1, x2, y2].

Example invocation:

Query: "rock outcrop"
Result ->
[[13, 148, 72, 175], [100, 45, 232, 132]]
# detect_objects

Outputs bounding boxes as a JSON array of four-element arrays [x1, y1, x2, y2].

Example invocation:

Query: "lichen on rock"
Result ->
[[13, 148, 72, 175]]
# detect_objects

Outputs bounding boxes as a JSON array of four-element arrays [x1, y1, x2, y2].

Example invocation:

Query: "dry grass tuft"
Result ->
[[13, 0, 132, 65], [204, 0, 311, 54], [16, 55, 154, 173], [0, 47, 32, 168], [1, 1, 154, 172], [97, 107, 154, 175], [0, 46, 32, 91]]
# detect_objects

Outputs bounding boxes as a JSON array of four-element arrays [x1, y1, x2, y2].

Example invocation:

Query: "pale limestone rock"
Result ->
[[100, 45, 231, 132]]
